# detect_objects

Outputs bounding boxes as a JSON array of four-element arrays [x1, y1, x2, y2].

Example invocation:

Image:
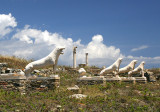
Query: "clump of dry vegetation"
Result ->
[[0, 55, 31, 69], [0, 56, 160, 111], [150, 68, 160, 74]]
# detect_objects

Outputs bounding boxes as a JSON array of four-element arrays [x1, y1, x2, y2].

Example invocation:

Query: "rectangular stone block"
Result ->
[[77, 76, 104, 85], [120, 77, 136, 84], [105, 77, 121, 82], [134, 77, 147, 83]]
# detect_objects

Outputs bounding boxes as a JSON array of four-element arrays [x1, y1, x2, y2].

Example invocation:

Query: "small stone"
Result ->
[[40, 85, 46, 88], [33, 69, 40, 74], [70, 94, 87, 99], [15, 110, 20, 112], [57, 105, 62, 109], [78, 68, 86, 74], [67, 85, 79, 93]]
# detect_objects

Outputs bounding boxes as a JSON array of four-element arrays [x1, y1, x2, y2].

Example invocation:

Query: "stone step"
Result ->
[[105, 77, 121, 81], [120, 77, 136, 83], [134, 77, 147, 83], [77, 76, 147, 85], [77, 76, 104, 85]]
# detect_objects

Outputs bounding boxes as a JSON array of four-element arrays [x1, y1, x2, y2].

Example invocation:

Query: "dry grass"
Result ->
[[0, 55, 31, 69]]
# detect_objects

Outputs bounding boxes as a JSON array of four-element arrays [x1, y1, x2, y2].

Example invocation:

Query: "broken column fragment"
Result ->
[[86, 53, 88, 66], [73, 46, 77, 69]]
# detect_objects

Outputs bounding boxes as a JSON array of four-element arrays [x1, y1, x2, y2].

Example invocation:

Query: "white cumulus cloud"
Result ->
[[12, 25, 79, 46], [131, 45, 148, 52], [12, 27, 124, 66], [0, 13, 17, 38], [0, 13, 160, 68], [76, 35, 124, 66]]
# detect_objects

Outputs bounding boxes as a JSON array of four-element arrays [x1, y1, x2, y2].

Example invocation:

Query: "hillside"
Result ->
[[0, 56, 160, 111]]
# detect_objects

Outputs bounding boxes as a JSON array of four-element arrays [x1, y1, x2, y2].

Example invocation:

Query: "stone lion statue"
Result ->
[[100, 58, 123, 75], [128, 61, 145, 77], [24, 47, 65, 77], [119, 60, 137, 74]]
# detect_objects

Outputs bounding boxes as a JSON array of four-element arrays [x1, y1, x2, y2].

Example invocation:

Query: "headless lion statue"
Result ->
[[128, 61, 145, 77], [100, 58, 123, 76], [119, 60, 137, 74], [25, 47, 65, 77]]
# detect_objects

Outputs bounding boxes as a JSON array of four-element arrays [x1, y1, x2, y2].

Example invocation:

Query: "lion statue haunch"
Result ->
[[128, 61, 145, 77], [100, 58, 123, 75], [25, 47, 65, 77], [119, 60, 137, 74]]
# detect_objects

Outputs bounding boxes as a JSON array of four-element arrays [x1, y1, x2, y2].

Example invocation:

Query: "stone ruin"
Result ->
[[0, 63, 60, 94], [0, 75, 60, 94], [0, 47, 64, 94], [0, 46, 159, 94], [77, 58, 153, 85]]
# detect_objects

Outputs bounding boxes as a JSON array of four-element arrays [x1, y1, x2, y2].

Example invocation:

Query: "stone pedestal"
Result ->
[[120, 77, 136, 84], [105, 76, 122, 82], [27, 75, 60, 90], [134, 77, 147, 83], [77, 75, 147, 85], [0, 77, 26, 94], [0, 74, 60, 94], [77, 76, 104, 85]]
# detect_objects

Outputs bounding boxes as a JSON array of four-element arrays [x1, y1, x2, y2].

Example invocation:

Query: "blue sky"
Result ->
[[0, 0, 160, 68]]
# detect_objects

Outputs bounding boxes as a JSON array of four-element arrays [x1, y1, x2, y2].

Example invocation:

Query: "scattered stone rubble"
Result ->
[[144, 70, 157, 82], [0, 63, 7, 67]]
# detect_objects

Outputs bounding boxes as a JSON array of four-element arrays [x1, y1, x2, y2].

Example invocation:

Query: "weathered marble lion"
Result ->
[[128, 61, 145, 77], [119, 60, 137, 74], [100, 58, 123, 75], [25, 47, 65, 77]]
